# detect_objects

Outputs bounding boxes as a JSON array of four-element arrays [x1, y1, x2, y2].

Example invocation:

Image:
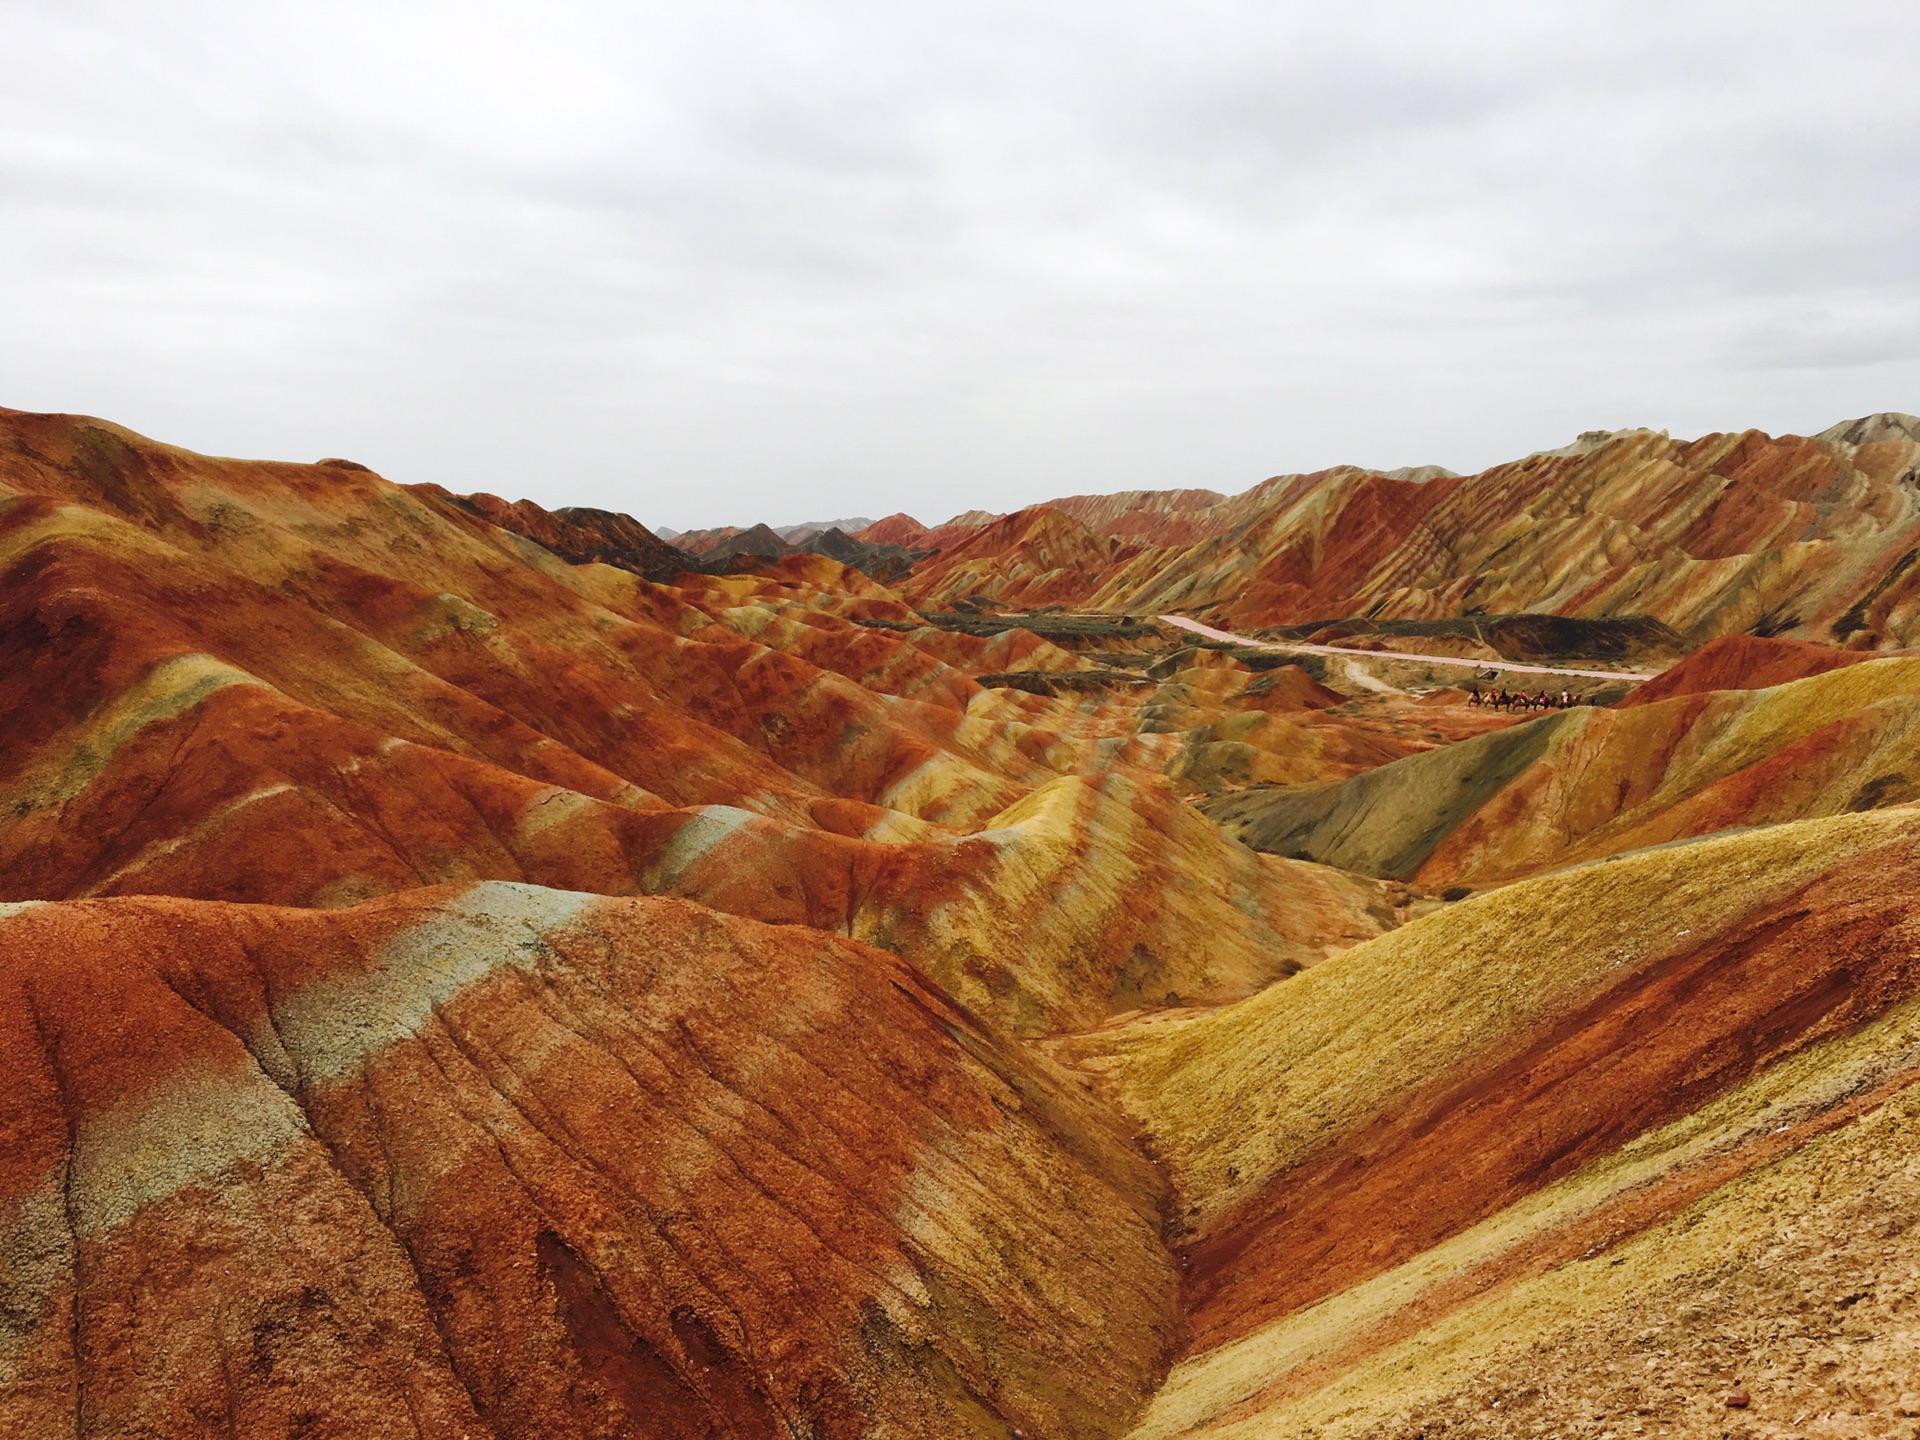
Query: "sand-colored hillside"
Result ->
[[1062, 808, 1920, 1231], [1057, 810, 1920, 1435], [1126, 994, 1920, 1437]]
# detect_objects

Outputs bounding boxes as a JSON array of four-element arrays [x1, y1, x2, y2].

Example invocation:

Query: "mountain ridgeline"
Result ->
[[680, 415, 1920, 652], [3, 404, 1920, 1438]]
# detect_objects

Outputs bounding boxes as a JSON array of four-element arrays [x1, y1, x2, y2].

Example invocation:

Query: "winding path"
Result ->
[[1156, 614, 1659, 683]]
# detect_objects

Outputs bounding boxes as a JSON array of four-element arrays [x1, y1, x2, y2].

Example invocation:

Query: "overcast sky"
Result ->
[[2, 1, 1916, 529]]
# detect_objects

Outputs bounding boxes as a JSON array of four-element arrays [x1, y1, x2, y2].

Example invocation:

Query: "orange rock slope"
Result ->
[[1, 887, 1175, 1438], [882, 415, 1920, 652], [8, 402, 1920, 1438]]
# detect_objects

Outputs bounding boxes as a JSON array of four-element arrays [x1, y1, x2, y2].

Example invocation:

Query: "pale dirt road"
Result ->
[[1156, 614, 1659, 683]]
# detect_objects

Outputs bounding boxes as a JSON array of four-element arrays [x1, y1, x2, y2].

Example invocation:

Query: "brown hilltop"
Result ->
[[853, 511, 932, 546], [5, 402, 1920, 1436]]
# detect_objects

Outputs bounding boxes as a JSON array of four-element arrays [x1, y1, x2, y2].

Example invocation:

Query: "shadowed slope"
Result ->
[[431, 489, 690, 582], [1201, 715, 1575, 879]]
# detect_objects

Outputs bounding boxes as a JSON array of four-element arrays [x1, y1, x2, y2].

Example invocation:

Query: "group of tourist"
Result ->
[[1467, 685, 1580, 711]]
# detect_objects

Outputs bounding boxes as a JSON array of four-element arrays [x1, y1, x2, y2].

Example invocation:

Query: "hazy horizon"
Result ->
[[9, 397, 1917, 537], [4, 1, 1916, 530]]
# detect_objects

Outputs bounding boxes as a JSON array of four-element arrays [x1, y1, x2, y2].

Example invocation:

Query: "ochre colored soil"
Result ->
[[1618, 632, 1875, 706], [1184, 831, 1920, 1349], [7, 403, 1920, 1438]]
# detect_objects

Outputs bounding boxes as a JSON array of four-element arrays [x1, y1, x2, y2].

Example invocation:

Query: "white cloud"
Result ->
[[1, 0, 1916, 528]]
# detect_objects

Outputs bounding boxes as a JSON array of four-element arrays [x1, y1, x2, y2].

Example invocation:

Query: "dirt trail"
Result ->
[[1157, 615, 1659, 683]]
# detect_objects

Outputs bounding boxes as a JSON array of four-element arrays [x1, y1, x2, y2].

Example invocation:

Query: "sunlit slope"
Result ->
[[876, 773, 1403, 1032], [0, 884, 1180, 1440], [1615, 631, 1872, 705], [1059, 810, 1920, 1433], [1209, 649, 1920, 886]]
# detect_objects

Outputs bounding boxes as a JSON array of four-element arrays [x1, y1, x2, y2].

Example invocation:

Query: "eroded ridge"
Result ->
[[7, 404, 1920, 1435], [0, 885, 1179, 1439]]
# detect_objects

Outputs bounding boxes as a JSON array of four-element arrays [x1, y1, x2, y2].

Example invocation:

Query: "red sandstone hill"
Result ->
[[6, 402, 1920, 1436], [904, 505, 1147, 611], [852, 511, 931, 546], [878, 417, 1920, 651], [1615, 631, 1875, 707], [1045, 485, 1229, 546], [1, 887, 1176, 1438], [661, 522, 743, 553]]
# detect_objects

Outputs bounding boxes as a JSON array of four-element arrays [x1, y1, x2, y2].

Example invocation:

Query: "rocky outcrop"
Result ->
[[790, 526, 929, 584], [428, 490, 690, 583], [657, 521, 930, 584]]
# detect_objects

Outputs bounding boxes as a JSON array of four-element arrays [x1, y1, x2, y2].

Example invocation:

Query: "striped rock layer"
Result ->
[[889, 415, 1920, 649], [0, 887, 1174, 1438], [6, 403, 1920, 1436], [0, 406, 1425, 1037], [1062, 809, 1920, 1437]]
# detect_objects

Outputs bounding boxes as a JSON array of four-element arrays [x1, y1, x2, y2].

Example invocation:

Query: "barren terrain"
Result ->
[[4, 406, 1920, 1437]]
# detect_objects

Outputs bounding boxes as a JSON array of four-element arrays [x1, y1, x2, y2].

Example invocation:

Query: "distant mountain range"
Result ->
[[660, 414, 1920, 649], [660, 515, 873, 547]]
